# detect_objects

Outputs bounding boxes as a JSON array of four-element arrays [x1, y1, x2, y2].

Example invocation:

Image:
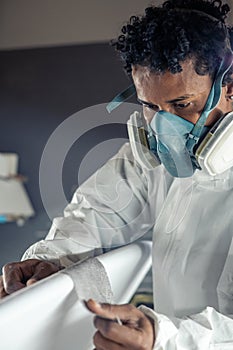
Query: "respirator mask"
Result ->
[[108, 50, 233, 178]]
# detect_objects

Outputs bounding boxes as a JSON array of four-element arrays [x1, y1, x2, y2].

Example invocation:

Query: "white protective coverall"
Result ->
[[22, 142, 233, 349]]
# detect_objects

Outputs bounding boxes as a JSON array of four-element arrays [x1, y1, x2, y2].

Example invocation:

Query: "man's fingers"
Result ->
[[2, 262, 28, 294], [86, 299, 141, 324], [2, 259, 60, 294], [86, 299, 105, 315], [86, 300, 155, 348], [0, 275, 8, 298], [26, 261, 59, 285], [26, 278, 38, 286], [93, 330, 124, 350], [93, 315, 144, 346]]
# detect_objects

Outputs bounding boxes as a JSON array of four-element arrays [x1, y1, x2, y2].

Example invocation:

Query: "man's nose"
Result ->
[[143, 105, 173, 123]]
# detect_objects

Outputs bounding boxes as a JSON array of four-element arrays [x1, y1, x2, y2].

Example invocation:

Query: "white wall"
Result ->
[[0, 0, 232, 50], [0, 0, 150, 49]]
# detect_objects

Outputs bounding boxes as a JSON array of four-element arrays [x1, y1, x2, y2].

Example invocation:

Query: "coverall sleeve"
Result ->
[[139, 305, 233, 349], [22, 143, 153, 267]]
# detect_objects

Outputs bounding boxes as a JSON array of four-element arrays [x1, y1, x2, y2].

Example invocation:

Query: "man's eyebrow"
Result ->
[[137, 98, 156, 107], [137, 95, 195, 106], [165, 95, 195, 103]]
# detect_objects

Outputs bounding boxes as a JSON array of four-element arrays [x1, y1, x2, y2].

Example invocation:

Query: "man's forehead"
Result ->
[[132, 60, 208, 84], [132, 61, 212, 101]]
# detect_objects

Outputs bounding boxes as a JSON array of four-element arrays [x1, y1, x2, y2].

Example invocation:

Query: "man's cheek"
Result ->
[[142, 107, 155, 123]]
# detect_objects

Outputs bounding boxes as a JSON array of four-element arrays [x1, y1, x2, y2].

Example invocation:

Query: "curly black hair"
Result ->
[[112, 0, 233, 84]]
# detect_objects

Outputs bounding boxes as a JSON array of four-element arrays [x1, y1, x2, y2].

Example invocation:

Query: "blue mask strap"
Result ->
[[106, 84, 136, 113], [186, 49, 233, 152]]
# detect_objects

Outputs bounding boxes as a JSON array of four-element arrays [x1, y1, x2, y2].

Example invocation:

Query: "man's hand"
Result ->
[[86, 299, 155, 350], [0, 259, 61, 298]]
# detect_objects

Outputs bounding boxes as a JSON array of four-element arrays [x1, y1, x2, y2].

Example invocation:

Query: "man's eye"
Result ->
[[137, 99, 159, 111], [174, 102, 191, 109], [143, 103, 159, 111]]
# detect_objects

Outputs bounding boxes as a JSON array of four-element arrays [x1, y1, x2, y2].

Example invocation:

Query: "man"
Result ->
[[1, 0, 233, 348]]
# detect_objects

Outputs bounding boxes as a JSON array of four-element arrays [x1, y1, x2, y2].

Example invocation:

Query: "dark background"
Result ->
[[0, 43, 135, 268]]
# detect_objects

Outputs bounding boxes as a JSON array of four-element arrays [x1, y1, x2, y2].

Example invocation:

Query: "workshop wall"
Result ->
[[0, 43, 137, 267]]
